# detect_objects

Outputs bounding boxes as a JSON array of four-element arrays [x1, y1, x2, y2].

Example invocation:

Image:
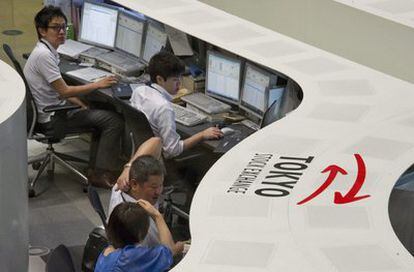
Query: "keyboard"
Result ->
[[96, 51, 146, 76], [65, 67, 114, 83], [172, 103, 207, 126], [101, 51, 138, 67], [181, 92, 231, 114]]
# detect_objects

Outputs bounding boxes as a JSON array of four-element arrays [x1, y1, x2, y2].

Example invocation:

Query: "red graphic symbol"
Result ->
[[297, 154, 370, 205]]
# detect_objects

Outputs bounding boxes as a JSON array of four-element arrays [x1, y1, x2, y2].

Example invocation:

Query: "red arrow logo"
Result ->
[[334, 154, 370, 204], [297, 165, 348, 205]]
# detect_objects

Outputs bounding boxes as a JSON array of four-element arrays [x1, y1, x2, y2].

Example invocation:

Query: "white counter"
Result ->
[[0, 60, 28, 271], [116, 1, 414, 270]]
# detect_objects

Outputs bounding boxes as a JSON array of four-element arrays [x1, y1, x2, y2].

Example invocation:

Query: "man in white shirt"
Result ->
[[130, 52, 223, 159], [24, 6, 124, 186], [108, 137, 184, 254]]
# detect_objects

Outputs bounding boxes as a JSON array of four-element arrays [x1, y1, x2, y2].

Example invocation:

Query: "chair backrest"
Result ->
[[87, 186, 108, 228], [46, 244, 75, 272], [117, 98, 154, 156], [2, 43, 37, 135]]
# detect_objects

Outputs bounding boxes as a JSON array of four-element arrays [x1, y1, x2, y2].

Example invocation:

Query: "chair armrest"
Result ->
[[43, 103, 81, 113]]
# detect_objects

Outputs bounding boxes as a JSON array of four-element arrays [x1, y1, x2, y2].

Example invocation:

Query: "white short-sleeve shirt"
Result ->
[[23, 39, 65, 123]]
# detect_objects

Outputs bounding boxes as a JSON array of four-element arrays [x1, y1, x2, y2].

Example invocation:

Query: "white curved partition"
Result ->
[[0, 60, 28, 271], [116, 1, 414, 270]]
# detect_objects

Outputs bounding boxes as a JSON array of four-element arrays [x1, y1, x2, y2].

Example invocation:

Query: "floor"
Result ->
[[27, 138, 109, 271], [0, 0, 41, 69]]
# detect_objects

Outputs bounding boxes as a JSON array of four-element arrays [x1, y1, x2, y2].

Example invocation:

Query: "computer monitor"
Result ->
[[261, 90, 284, 128], [240, 63, 278, 119], [115, 10, 145, 58], [142, 21, 168, 63], [79, 1, 119, 48], [205, 50, 242, 105]]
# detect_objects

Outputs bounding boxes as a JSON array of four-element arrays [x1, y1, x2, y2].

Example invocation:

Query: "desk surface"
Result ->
[[113, 0, 414, 271]]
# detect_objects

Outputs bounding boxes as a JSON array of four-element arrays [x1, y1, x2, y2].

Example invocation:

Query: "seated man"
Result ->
[[24, 6, 124, 186], [130, 51, 223, 160], [108, 137, 184, 254]]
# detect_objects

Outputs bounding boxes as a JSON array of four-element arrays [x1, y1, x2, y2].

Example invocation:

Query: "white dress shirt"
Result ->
[[130, 83, 184, 158]]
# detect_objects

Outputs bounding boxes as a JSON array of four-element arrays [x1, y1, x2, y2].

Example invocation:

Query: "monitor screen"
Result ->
[[205, 50, 241, 105], [240, 63, 277, 118], [142, 22, 168, 63], [80, 2, 118, 48], [115, 10, 145, 58], [261, 87, 285, 128]]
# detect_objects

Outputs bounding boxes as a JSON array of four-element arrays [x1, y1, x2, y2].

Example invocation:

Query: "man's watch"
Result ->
[[124, 162, 132, 168]]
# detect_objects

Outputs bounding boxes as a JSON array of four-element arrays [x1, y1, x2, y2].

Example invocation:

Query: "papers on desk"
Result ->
[[165, 25, 194, 56], [57, 39, 93, 59], [65, 67, 114, 82]]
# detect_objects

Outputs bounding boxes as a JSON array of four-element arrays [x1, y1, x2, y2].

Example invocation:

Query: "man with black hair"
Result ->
[[24, 6, 124, 186], [95, 200, 176, 271], [130, 51, 223, 159], [108, 137, 184, 254]]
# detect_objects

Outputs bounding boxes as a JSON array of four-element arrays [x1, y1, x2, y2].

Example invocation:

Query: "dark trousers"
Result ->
[[67, 109, 124, 171], [41, 108, 124, 172]]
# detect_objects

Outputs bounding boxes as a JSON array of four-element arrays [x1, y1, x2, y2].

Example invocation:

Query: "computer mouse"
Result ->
[[221, 127, 235, 136]]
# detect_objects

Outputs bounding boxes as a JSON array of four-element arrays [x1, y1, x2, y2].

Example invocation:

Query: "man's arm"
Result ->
[[138, 199, 183, 256], [50, 76, 117, 98], [116, 137, 163, 191], [183, 126, 223, 151]]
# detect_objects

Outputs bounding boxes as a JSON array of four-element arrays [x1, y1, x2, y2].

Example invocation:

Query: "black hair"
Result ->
[[34, 5, 67, 39], [147, 52, 185, 83], [106, 202, 150, 248], [129, 155, 165, 185]]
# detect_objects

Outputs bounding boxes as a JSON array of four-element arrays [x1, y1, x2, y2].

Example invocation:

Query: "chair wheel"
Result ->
[[32, 162, 41, 170], [28, 188, 36, 198]]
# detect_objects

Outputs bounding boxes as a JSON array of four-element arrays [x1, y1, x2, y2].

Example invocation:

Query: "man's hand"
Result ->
[[173, 241, 185, 254], [115, 167, 130, 192], [201, 126, 223, 140], [137, 199, 162, 219], [95, 75, 118, 89]]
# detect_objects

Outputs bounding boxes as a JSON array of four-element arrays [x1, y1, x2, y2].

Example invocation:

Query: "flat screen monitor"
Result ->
[[142, 22, 168, 63], [79, 1, 118, 48], [240, 63, 277, 118], [261, 88, 285, 128], [205, 50, 242, 105], [115, 10, 145, 58]]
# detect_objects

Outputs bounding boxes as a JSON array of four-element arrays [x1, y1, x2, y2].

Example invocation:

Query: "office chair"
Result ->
[[2, 43, 91, 197], [87, 185, 108, 228], [46, 244, 75, 272]]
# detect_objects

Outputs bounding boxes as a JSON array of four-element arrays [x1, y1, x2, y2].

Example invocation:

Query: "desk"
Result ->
[[112, 1, 414, 271]]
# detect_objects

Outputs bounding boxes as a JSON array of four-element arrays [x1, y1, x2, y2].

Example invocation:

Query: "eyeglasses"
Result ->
[[47, 24, 67, 32]]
